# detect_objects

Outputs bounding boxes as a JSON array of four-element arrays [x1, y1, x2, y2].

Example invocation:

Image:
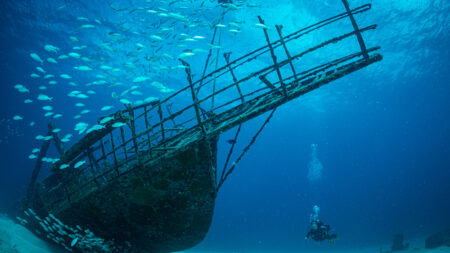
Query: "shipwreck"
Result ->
[[19, 1, 382, 252]]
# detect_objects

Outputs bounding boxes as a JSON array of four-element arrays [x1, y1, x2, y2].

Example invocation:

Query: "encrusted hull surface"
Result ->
[[33, 138, 218, 252]]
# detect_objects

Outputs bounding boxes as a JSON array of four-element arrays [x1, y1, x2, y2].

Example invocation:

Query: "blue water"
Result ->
[[0, 0, 449, 252]]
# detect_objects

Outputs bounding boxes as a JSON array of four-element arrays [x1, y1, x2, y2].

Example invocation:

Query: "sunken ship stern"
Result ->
[[33, 137, 218, 253]]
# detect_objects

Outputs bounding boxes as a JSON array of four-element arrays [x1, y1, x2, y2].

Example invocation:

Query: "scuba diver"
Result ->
[[304, 205, 338, 243]]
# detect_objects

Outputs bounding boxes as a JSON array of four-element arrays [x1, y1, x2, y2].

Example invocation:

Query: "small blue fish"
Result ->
[[74, 161, 86, 169]]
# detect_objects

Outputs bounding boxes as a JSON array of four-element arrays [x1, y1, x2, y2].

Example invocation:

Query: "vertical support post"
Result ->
[[144, 106, 153, 157], [120, 127, 127, 160], [144, 106, 150, 129], [100, 138, 108, 169], [223, 52, 245, 103], [87, 147, 100, 186], [275, 25, 297, 80], [166, 103, 178, 128], [257, 16, 287, 96], [342, 0, 369, 59], [180, 59, 207, 136], [110, 132, 119, 175], [128, 106, 141, 166], [158, 103, 166, 145]]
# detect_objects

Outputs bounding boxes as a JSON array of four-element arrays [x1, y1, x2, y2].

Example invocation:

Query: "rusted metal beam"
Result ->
[[87, 148, 100, 186], [128, 106, 141, 165], [257, 16, 287, 96], [342, 0, 369, 59], [144, 106, 153, 157], [120, 126, 127, 160], [224, 52, 245, 102], [110, 132, 119, 175], [100, 138, 108, 169], [259, 75, 277, 91], [165, 103, 178, 128], [158, 103, 166, 144], [180, 59, 207, 136], [275, 25, 297, 80]]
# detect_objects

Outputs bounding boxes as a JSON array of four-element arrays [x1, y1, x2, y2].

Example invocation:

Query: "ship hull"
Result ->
[[33, 138, 218, 252]]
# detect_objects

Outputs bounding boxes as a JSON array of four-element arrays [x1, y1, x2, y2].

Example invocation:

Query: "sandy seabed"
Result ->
[[1, 215, 449, 253], [0, 215, 65, 252]]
